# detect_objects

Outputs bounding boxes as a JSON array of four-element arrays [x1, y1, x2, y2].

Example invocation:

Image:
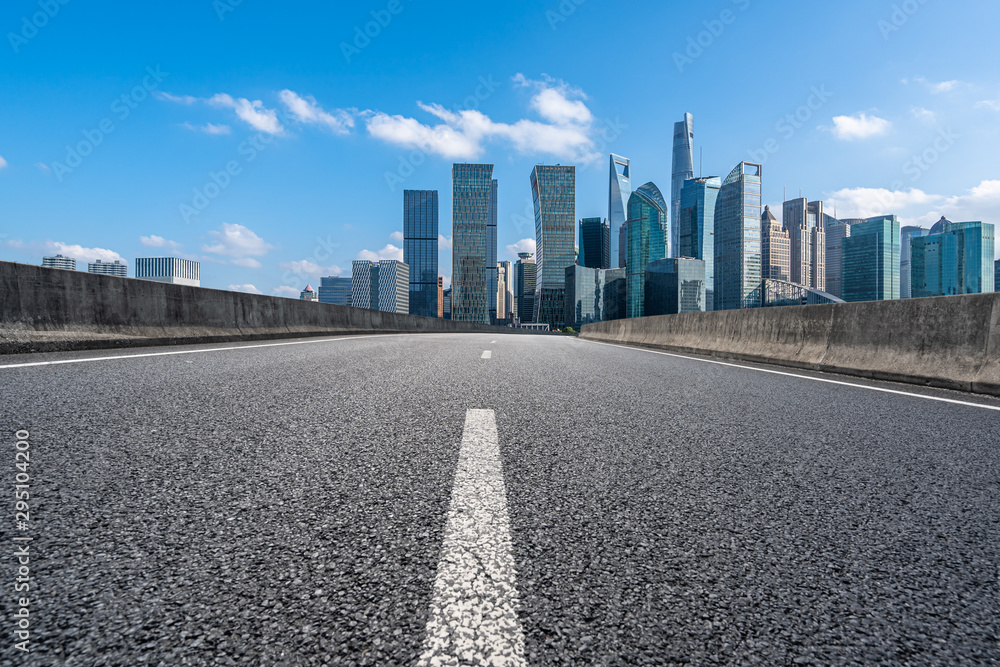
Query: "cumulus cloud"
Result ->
[[229, 284, 263, 295], [181, 122, 231, 135], [364, 74, 601, 162], [45, 242, 123, 264], [826, 187, 939, 219], [202, 223, 275, 258], [910, 77, 961, 94], [389, 231, 404, 243], [273, 286, 301, 297], [828, 113, 892, 140], [356, 245, 403, 262], [158, 91, 284, 135], [506, 238, 536, 257], [0, 155, 7, 169], [910, 107, 937, 123], [140, 235, 182, 250], [279, 90, 354, 135], [279, 260, 344, 279], [231, 257, 262, 269], [438, 234, 453, 250]]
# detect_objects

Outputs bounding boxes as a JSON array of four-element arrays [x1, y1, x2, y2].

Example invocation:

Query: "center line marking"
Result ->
[[418, 409, 526, 667], [481, 350, 492, 359]]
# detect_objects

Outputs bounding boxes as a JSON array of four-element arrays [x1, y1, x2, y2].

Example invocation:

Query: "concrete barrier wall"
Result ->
[[580, 293, 1000, 397], [0, 261, 533, 353]]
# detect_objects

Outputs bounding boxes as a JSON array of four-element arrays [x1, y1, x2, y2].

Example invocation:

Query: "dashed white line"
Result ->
[[418, 409, 525, 667], [490, 340, 497, 344], [583, 339, 1000, 412], [481, 350, 492, 359]]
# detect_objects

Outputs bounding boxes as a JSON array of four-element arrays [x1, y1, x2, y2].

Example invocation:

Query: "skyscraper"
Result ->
[[578, 217, 610, 269], [996, 260, 1000, 293], [824, 217, 851, 299], [403, 190, 439, 318], [900, 225, 930, 298], [608, 154, 631, 269], [782, 198, 825, 290], [515, 252, 536, 324], [713, 162, 762, 311], [679, 176, 720, 309], [761, 206, 790, 281], [532, 164, 576, 327], [645, 257, 706, 315], [497, 260, 514, 323], [437, 277, 444, 318], [488, 179, 499, 323], [452, 163, 494, 324], [351, 260, 410, 313], [842, 216, 900, 303], [910, 218, 995, 297], [564, 265, 626, 328], [671, 112, 695, 259], [42, 254, 76, 270], [319, 276, 352, 305], [135, 257, 200, 287], [625, 182, 668, 318], [87, 259, 127, 277]]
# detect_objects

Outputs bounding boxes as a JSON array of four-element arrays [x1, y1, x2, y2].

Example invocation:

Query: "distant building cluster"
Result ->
[[40, 254, 199, 287]]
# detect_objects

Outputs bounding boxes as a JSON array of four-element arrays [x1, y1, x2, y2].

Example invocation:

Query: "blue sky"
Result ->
[[1, 0, 998, 295]]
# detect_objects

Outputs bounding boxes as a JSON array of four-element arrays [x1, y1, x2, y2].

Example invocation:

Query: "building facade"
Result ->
[[532, 164, 576, 327], [678, 176, 720, 310], [452, 163, 494, 324], [487, 179, 499, 323], [841, 216, 900, 302], [757, 279, 844, 308], [645, 257, 706, 316], [87, 259, 127, 277], [761, 206, 790, 282], [403, 189, 439, 318], [564, 265, 626, 328], [579, 217, 610, 269], [626, 182, 668, 318], [608, 154, 632, 269], [135, 257, 200, 287], [300, 285, 317, 301], [437, 277, 444, 318], [910, 218, 995, 297], [497, 260, 514, 323], [900, 225, 931, 299], [351, 260, 409, 314], [515, 252, 536, 324], [713, 162, 762, 311], [782, 198, 825, 290], [824, 217, 851, 299], [670, 112, 695, 259], [42, 254, 76, 270], [319, 276, 351, 305]]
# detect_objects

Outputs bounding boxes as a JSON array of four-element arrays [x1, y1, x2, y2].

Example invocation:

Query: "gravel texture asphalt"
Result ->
[[1, 333, 998, 666]]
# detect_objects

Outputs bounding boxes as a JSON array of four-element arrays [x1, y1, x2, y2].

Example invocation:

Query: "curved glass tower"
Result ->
[[671, 113, 695, 259], [532, 164, 576, 327], [713, 162, 762, 311], [625, 181, 668, 318], [608, 154, 631, 269]]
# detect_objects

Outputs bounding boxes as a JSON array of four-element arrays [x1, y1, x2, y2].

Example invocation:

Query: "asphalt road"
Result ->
[[1, 333, 999, 666]]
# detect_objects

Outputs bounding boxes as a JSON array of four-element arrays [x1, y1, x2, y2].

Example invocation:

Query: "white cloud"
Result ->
[[0, 155, 7, 169], [828, 113, 892, 141], [279, 90, 354, 135], [273, 286, 301, 297], [231, 258, 262, 269], [155, 91, 199, 105], [45, 242, 123, 264], [229, 284, 263, 295], [181, 122, 231, 135], [438, 234, 453, 250], [202, 223, 275, 258], [364, 74, 600, 162], [356, 244, 404, 262], [140, 234, 182, 250], [826, 187, 939, 219], [279, 260, 344, 279], [506, 238, 536, 258], [910, 107, 937, 123], [975, 99, 1000, 112], [389, 231, 404, 243], [208, 93, 284, 135], [912, 77, 961, 94]]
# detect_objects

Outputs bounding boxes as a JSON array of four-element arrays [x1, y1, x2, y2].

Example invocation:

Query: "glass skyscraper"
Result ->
[[319, 276, 351, 305], [515, 253, 536, 324], [900, 225, 930, 299], [645, 257, 706, 315], [351, 260, 409, 314], [713, 162, 762, 311], [679, 176, 720, 309], [625, 182, 668, 318], [532, 164, 576, 327], [824, 217, 851, 299], [671, 112, 695, 259], [452, 163, 494, 324], [487, 179, 498, 323], [564, 265, 626, 328], [403, 190, 439, 318], [841, 216, 900, 303], [608, 154, 631, 269], [910, 218, 995, 297], [579, 217, 610, 269]]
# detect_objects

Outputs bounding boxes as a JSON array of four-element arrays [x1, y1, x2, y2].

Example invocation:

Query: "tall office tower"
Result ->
[[760, 206, 790, 281], [608, 154, 632, 269], [300, 285, 317, 301], [900, 225, 931, 298], [452, 163, 494, 324], [135, 257, 200, 287], [842, 216, 900, 303], [625, 182, 668, 318], [487, 179, 499, 324], [996, 260, 1000, 293], [679, 176, 721, 310], [319, 276, 352, 305], [825, 217, 852, 299], [532, 164, 576, 327], [782, 198, 826, 290], [618, 223, 628, 269], [497, 260, 514, 322], [351, 260, 410, 313], [442, 288, 452, 320], [516, 252, 536, 323], [645, 258, 707, 315], [671, 112, 695, 258], [42, 254, 76, 270], [564, 265, 627, 328], [403, 190, 439, 318], [713, 162, 762, 311], [910, 218, 996, 297], [87, 259, 127, 277], [578, 217, 610, 269], [437, 277, 444, 318]]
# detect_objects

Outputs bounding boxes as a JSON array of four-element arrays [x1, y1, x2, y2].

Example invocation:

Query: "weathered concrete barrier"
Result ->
[[580, 293, 1000, 397], [0, 261, 532, 354]]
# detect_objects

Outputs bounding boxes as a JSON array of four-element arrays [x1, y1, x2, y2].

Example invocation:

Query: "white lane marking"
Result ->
[[490, 340, 497, 344], [482, 350, 492, 359], [583, 339, 1000, 412], [418, 409, 525, 667], [0, 335, 388, 370]]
